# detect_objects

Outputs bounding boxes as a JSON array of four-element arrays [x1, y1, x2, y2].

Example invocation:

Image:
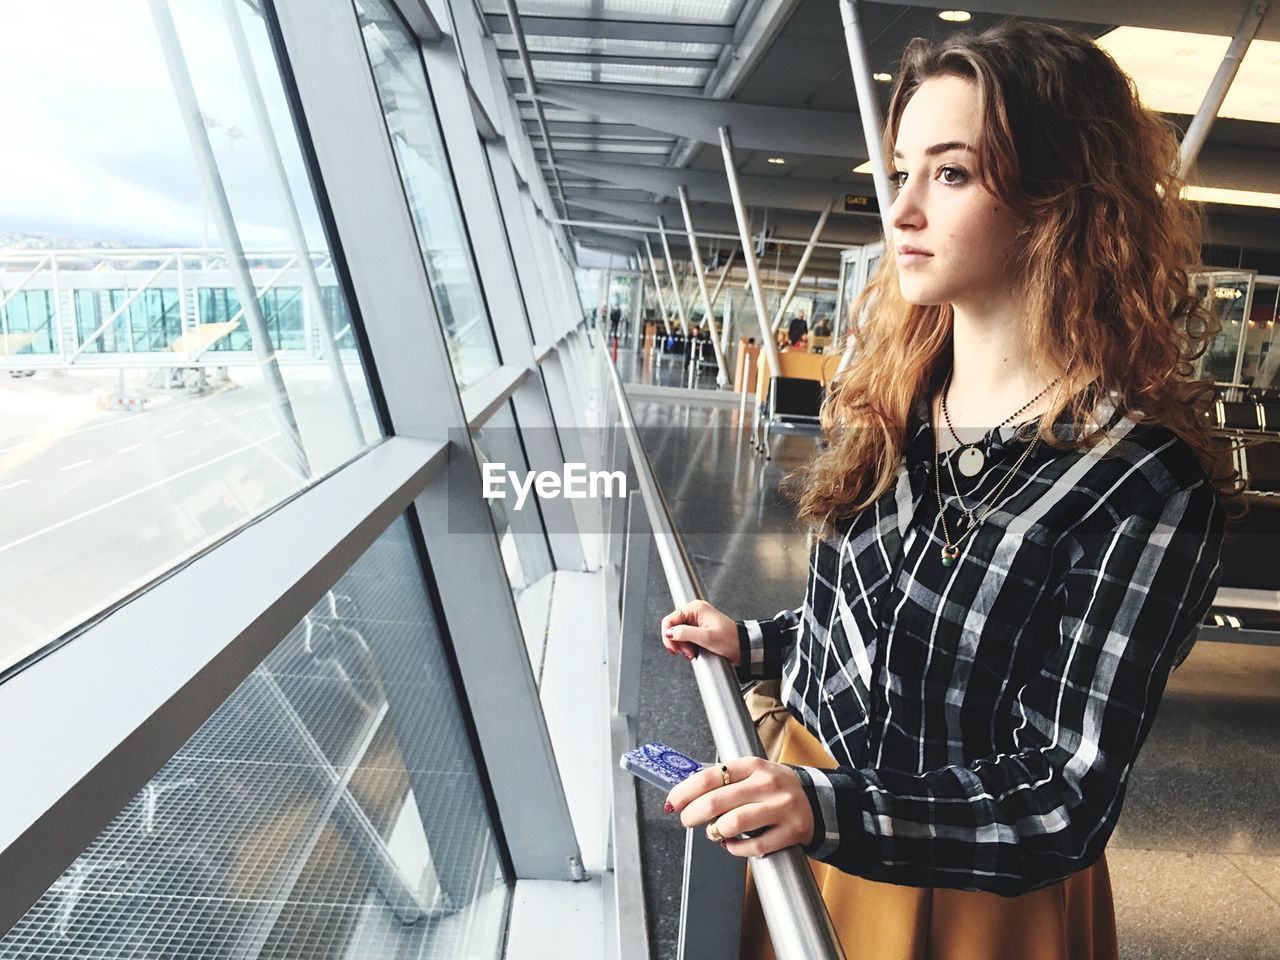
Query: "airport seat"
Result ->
[[1242, 440, 1280, 493], [1259, 400, 1280, 433], [1221, 400, 1264, 433], [750, 352, 839, 457]]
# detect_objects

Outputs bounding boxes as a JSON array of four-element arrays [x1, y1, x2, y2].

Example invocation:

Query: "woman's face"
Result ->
[[888, 75, 1022, 309]]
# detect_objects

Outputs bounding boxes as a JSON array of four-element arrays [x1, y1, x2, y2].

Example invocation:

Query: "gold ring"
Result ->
[[719, 764, 731, 787], [706, 820, 724, 843]]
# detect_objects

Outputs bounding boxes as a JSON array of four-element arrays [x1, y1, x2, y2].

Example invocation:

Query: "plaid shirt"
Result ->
[[736, 386, 1225, 896]]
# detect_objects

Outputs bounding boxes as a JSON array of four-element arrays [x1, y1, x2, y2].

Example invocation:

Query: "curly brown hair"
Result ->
[[787, 20, 1246, 535]]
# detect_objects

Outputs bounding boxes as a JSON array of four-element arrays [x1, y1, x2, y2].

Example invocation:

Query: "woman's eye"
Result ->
[[890, 171, 906, 188], [939, 166, 967, 185]]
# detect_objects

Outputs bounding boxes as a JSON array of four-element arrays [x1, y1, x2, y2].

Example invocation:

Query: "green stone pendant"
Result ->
[[941, 544, 959, 567]]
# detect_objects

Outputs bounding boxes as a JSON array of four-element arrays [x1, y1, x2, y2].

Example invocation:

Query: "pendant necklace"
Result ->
[[933, 365, 1069, 568]]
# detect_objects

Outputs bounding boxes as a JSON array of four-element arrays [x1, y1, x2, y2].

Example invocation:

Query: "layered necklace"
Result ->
[[933, 366, 1067, 568]]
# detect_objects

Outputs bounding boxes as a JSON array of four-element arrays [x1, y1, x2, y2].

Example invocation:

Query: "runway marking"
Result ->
[[163, 429, 186, 440], [202, 420, 219, 427], [0, 381, 239, 454], [0, 433, 283, 557], [0, 479, 29, 492], [234, 407, 260, 418], [60, 459, 93, 472], [118, 443, 144, 454]]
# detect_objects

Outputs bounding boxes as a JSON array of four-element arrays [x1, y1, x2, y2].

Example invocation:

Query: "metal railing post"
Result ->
[[602, 351, 845, 960]]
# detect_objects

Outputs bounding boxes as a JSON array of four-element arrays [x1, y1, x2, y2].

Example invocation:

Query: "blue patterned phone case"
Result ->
[[619, 741, 704, 791]]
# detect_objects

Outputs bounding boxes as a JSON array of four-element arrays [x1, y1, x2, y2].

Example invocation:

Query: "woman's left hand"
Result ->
[[665, 756, 814, 858]]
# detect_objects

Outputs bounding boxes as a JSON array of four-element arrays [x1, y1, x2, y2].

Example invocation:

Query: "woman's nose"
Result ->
[[888, 179, 924, 233]]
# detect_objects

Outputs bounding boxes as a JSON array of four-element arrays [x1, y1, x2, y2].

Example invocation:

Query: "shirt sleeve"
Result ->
[[735, 606, 804, 683], [788, 479, 1225, 896]]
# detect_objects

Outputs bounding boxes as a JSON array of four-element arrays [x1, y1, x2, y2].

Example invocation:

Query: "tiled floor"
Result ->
[[629, 389, 1280, 960]]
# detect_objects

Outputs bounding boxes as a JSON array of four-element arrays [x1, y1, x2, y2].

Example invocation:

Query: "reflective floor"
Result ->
[[631, 391, 1280, 960]]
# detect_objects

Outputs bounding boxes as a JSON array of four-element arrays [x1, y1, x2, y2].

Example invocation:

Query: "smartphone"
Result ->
[[619, 741, 765, 839], [619, 741, 704, 791]]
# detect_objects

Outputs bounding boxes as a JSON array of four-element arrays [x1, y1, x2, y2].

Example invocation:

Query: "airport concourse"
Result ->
[[2, 0, 1280, 958]]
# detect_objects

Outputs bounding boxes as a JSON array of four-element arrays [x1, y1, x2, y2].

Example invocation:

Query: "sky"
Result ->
[[0, 0, 327, 249]]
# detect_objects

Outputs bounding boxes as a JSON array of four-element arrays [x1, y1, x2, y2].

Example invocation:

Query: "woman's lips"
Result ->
[[898, 252, 933, 266]]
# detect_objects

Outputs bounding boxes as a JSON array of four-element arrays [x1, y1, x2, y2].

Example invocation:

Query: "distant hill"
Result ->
[[0, 231, 166, 252]]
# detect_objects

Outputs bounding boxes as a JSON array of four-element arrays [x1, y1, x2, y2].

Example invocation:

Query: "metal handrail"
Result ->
[[602, 351, 846, 960]]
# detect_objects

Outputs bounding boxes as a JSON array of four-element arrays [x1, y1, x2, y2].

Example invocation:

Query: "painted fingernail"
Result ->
[[664, 801, 674, 814], [683, 652, 694, 660], [719, 841, 728, 848], [664, 631, 674, 639]]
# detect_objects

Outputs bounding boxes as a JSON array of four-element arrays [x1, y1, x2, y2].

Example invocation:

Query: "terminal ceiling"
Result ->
[[487, 0, 1280, 275]]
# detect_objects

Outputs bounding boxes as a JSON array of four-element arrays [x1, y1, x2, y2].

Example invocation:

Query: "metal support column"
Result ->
[[838, 0, 894, 234], [717, 126, 782, 379], [836, 0, 894, 376], [221, 0, 365, 448], [677, 186, 729, 386], [1178, 0, 1268, 175], [149, 0, 310, 478], [644, 237, 674, 336], [770, 200, 833, 333], [658, 217, 691, 337]]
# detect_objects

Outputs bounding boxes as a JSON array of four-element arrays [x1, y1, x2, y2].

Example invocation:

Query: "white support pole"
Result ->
[[677, 186, 729, 386], [836, 0, 893, 376], [221, 0, 364, 447], [1178, 0, 1268, 175], [718, 126, 781, 379], [149, 0, 310, 478], [644, 237, 673, 336], [707, 248, 737, 316], [657, 216, 691, 337], [720, 289, 733, 356], [770, 200, 833, 334]]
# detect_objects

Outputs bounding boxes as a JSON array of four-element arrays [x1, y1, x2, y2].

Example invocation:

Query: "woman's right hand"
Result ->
[[661, 600, 740, 664]]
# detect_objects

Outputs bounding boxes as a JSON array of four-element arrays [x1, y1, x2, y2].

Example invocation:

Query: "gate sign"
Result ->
[[844, 193, 879, 213]]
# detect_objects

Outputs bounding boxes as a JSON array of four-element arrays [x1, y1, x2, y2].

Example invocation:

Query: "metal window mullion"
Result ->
[[420, 27, 586, 569], [0, 436, 445, 937], [271, 0, 583, 881]]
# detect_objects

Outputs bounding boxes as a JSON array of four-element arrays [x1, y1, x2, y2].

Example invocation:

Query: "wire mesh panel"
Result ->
[[0, 516, 508, 960]]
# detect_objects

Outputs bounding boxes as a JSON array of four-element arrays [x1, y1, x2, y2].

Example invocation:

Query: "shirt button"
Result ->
[[822, 691, 833, 703]]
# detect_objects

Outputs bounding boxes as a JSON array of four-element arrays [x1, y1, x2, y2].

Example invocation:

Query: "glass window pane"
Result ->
[[0, 516, 508, 960], [470, 403, 555, 675], [354, 0, 501, 391], [0, 2, 382, 676]]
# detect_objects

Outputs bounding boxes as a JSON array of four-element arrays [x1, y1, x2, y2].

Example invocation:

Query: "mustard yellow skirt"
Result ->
[[741, 717, 1119, 960]]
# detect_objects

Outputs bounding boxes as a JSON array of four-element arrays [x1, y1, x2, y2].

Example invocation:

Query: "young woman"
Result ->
[[660, 21, 1241, 960]]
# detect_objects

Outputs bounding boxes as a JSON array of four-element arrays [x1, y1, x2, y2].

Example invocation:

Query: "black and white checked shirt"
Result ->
[[736, 384, 1225, 896]]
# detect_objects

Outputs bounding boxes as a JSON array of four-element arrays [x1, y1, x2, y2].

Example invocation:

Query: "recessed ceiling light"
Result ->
[[873, 72, 892, 82], [767, 157, 786, 164], [1097, 26, 1280, 124], [938, 10, 971, 22], [1182, 185, 1280, 209], [852, 161, 873, 174]]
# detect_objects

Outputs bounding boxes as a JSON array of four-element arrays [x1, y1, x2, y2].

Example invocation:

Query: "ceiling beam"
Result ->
[[484, 14, 736, 44], [496, 49, 719, 70], [558, 158, 875, 214], [537, 82, 867, 158], [874, 0, 1280, 42]]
